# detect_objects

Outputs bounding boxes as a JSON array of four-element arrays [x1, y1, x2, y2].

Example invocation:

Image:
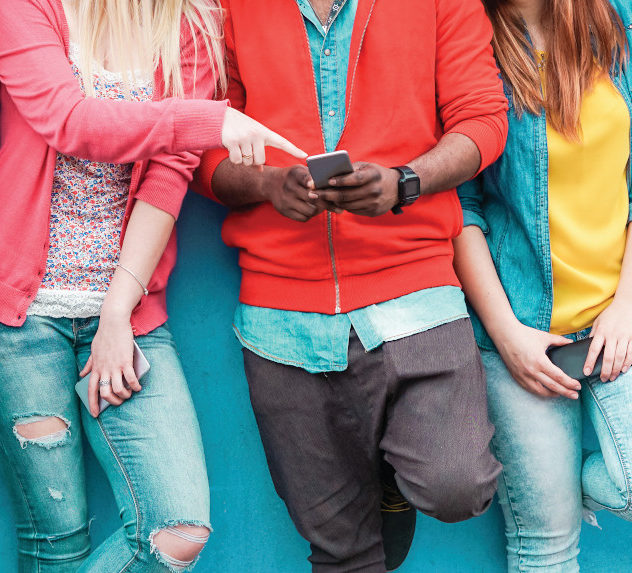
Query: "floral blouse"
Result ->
[[28, 43, 153, 318]]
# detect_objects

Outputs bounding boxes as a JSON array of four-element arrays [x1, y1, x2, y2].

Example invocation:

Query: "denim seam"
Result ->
[[584, 382, 632, 513], [234, 326, 306, 367], [494, 213, 510, 279], [0, 438, 41, 569], [97, 416, 143, 573], [494, 447, 526, 572]]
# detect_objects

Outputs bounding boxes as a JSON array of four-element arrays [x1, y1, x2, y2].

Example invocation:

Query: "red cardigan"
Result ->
[[194, 0, 509, 314], [0, 0, 228, 333]]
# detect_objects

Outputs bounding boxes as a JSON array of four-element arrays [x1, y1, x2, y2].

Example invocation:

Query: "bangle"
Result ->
[[117, 263, 149, 296]]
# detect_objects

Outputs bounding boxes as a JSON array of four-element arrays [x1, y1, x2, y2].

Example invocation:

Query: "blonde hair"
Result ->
[[68, 0, 226, 98]]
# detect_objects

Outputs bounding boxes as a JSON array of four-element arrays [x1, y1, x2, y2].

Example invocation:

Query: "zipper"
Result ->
[[328, 1, 375, 314], [298, 0, 376, 314], [327, 213, 341, 313]]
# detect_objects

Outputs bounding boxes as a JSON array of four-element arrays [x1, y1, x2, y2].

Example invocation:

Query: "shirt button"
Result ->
[[324, 48, 331, 56], [328, 110, 336, 117]]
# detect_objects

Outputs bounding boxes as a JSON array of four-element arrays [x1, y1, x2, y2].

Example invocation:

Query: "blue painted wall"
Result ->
[[1, 193, 631, 572]]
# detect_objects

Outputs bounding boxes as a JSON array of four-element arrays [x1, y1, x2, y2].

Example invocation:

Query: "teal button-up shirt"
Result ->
[[233, 0, 468, 373]]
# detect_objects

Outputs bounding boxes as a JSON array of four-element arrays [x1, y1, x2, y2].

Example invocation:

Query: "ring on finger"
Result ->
[[242, 153, 253, 159], [99, 379, 111, 387]]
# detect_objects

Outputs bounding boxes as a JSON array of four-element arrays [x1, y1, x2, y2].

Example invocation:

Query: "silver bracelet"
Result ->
[[117, 263, 149, 296]]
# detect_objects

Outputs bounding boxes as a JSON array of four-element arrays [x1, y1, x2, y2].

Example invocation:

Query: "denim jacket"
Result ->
[[457, 0, 632, 351]]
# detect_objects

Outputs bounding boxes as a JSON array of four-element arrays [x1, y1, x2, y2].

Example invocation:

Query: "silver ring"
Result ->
[[99, 379, 111, 387]]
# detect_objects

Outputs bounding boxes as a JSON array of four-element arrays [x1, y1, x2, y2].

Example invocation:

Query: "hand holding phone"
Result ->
[[75, 340, 150, 415]]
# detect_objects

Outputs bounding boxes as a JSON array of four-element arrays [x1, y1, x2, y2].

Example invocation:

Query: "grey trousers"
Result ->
[[243, 318, 500, 573]]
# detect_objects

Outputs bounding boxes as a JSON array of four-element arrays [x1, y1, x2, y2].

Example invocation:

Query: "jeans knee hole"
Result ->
[[12, 414, 70, 449], [149, 524, 210, 572]]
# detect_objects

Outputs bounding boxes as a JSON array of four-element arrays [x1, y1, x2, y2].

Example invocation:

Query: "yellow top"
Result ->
[[536, 52, 631, 335]]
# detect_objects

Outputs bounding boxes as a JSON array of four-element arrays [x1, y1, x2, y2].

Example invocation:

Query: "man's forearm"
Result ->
[[408, 133, 481, 196], [211, 159, 278, 208]]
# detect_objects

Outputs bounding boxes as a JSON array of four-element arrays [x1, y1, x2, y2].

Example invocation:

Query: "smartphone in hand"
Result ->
[[307, 150, 353, 189], [75, 340, 151, 415], [546, 338, 603, 380]]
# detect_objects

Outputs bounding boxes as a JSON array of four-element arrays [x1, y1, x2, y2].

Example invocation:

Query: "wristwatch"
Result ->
[[391, 165, 421, 214]]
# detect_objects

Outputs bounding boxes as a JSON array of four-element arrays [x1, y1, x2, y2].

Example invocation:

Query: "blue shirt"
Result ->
[[233, 0, 468, 373]]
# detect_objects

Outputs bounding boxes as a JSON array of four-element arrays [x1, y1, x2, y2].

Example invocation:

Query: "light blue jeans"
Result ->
[[0, 316, 211, 573], [483, 346, 632, 572]]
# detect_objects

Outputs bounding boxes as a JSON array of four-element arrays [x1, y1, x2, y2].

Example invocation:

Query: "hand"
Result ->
[[221, 108, 308, 167], [79, 311, 142, 417], [314, 162, 400, 217], [584, 299, 632, 382], [263, 165, 333, 222], [495, 321, 581, 399]]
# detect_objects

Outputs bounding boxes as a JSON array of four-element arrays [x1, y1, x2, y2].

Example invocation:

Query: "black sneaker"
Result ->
[[381, 466, 416, 571]]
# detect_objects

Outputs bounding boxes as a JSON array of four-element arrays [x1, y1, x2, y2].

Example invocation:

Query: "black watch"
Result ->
[[391, 165, 421, 215]]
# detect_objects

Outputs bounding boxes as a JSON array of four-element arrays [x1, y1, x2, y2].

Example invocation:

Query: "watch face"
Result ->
[[402, 177, 421, 202]]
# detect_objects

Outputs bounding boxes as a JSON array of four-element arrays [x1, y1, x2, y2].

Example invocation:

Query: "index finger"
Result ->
[[264, 130, 308, 160], [583, 335, 604, 377], [541, 360, 581, 391]]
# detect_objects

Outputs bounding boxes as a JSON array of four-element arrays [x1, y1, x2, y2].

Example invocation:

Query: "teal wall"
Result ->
[[1, 193, 631, 571]]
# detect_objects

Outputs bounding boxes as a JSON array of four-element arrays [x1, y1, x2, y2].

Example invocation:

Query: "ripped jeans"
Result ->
[[0, 316, 211, 573]]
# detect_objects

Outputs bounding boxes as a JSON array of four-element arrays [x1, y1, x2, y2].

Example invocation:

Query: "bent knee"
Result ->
[[13, 414, 71, 449], [150, 524, 210, 571], [398, 468, 498, 523]]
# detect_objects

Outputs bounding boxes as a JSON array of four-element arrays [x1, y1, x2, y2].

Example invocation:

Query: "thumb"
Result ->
[[80, 355, 93, 377], [547, 334, 572, 348]]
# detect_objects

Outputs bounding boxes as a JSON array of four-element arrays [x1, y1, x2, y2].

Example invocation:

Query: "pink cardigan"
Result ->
[[0, 0, 228, 333]]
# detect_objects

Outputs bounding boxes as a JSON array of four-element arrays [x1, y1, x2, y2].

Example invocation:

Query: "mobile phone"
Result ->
[[546, 338, 603, 380], [75, 340, 151, 414], [306, 150, 354, 189]]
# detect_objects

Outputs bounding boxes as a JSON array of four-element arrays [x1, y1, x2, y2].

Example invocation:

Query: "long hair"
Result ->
[[482, 0, 627, 140], [67, 0, 226, 98]]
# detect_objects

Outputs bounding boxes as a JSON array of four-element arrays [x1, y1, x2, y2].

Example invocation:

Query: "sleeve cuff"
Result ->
[[462, 209, 490, 235], [448, 114, 508, 176], [192, 149, 231, 203], [134, 167, 189, 220], [174, 99, 229, 153]]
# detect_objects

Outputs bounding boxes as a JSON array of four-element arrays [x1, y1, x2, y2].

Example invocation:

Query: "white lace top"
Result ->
[[28, 43, 153, 319]]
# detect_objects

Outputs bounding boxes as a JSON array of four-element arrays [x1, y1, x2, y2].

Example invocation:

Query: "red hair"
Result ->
[[482, 0, 627, 140]]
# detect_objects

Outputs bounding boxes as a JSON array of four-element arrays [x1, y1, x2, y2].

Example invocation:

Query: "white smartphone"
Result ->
[[75, 340, 151, 415], [306, 150, 354, 189]]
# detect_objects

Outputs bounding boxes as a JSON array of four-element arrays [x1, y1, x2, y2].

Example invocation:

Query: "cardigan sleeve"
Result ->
[[434, 0, 508, 175], [0, 0, 228, 164], [133, 21, 223, 219]]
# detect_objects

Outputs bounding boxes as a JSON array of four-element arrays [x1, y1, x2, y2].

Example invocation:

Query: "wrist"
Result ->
[[486, 314, 522, 345], [260, 166, 286, 203], [101, 297, 134, 321]]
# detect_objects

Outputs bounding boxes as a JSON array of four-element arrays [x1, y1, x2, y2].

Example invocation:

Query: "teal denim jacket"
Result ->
[[457, 0, 632, 351]]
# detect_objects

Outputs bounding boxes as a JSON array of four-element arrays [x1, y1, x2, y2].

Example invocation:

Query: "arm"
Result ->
[[297, 0, 510, 216], [583, 227, 632, 381], [0, 1, 304, 165], [453, 225, 581, 399], [80, 202, 174, 416], [0, 0, 228, 163]]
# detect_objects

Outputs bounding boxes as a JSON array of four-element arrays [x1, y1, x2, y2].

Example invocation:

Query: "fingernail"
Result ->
[[308, 192, 319, 200], [328, 178, 336, 186], [574, 384, 581, 391], [583, 368, 590, 376], [571, 393, 579, 400]]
